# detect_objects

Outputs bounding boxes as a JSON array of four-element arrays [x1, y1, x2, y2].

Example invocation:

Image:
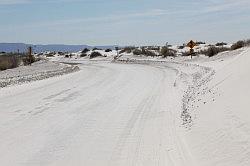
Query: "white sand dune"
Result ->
[[0, 47, 249, 166]]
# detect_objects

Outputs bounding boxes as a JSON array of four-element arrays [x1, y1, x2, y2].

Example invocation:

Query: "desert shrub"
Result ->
[[147, 46, 160, 51], [119, 47, 134, 54], [0, 54, 21, 70], [245, 39, 250, 46], [64, 54, 73, 58], [22, 56, 36, 65], [82, 48, 90, 53], [80, 53, 87, 57], [57, 52, 64, 55], [231, 40, 245, 50], [46, 54, 54, 57], [181, 51, 191, 57], [133, 49, 143, 55], [119, 49, 126, 54], [199, 46, 230, 57], [92, 47, 102, 51], [141, 47, 146, 55], [215, 42, 227, 46], [196, 41, 206, 45], [178, 45, 185, 49], [135, 47, 157, 57], [160, 47, 176, 57], [105, 49, 112, 52], [0, 59, 12, 71], [90, 51, 102, 59], [140, 47, 157, 57], [144, 50, 157, 57]]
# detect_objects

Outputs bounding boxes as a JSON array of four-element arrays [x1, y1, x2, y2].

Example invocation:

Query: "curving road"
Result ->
[[0, 62, 194, 166]]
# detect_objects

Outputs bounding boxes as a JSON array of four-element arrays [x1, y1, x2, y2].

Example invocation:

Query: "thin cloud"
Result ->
[[204, 0, 250, 13], [0, 9, 178, 30]]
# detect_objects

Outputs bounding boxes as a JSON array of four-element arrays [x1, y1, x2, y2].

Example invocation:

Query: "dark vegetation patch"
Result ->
[[105, 49, 112, 52], [0, 53, 38, 71], [199, 46, 230, 57], [160, 47, 177, 57], [90, 51, 102, 59]]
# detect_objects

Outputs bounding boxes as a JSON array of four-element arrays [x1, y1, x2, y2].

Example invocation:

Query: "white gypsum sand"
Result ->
[[0, 47, 249, 166]]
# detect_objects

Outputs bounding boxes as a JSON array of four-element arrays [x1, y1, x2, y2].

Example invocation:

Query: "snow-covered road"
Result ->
[[0, 62, 194, 166]]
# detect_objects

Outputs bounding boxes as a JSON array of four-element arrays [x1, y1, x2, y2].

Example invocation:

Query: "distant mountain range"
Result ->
[[0, 43, 118, 53]]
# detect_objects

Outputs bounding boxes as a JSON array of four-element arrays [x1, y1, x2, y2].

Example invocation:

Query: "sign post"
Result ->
[[114, 47, 119, 60], [28, 46, 33, 65], [187, 40, 196, 59]]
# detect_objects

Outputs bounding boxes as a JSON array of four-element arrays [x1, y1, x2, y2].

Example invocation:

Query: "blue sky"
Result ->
[[0, 0, 250, 46]]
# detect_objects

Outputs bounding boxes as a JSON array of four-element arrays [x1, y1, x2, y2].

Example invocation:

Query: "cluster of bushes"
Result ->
[[0, 54, 21, 71], [45, 52, 56, 57], [229, 39, 250, 50], [198, 39, 250, 57], [119, 47, 136, 54], [160, 47, 177, 57], [81, 48, 90, 53], [178, 45, 185, 49], [0, 52, 38, 71], [65, 54, 73, 58], [181, 51, 192, 57], [199, 46, 230, 57], [131, 46, 177, 57], [105, 49, 112, 52], [22, 56, 36, 65], [132, 48, 158, 57], [80, 48, 90, 57], [215, 42, 227, 46], [147, 46, 160, 51], [196, 41, 206, 45], [90, 52, 102, 59], [92, 47, 102, 51], [132, 49, 143, 55], [231, 41, 244, 50]]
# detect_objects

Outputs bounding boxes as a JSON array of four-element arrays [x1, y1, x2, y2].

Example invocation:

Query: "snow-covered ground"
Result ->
[[0, 47, 249, 166]]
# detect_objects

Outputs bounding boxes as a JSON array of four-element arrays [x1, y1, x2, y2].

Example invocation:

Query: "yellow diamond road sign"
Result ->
[[187, 40, 196, 49]]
